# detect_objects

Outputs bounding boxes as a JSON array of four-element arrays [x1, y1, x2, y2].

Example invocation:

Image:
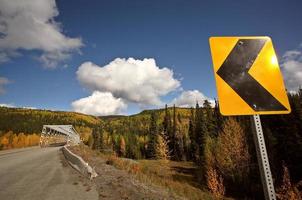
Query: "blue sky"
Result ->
[[0, 0, 302, 115]]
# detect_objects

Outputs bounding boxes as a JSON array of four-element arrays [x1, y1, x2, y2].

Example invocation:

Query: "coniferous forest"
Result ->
[[0, 89, 301, 199]]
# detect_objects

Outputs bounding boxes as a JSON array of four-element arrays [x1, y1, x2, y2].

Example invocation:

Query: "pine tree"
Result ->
[[172, 104, 177, 159], [213, 99, 223, 133], [92, 126, 103, 150], [163, 104, 173, 155], [176, 130, 185, 161], [92, 127, 99, 150], [147, 112, 158, 159], [194, 102, 207, 164], [203, 100, 216, 137], [163, 104, 170, 134], [172, 104, 184, 161], [188, 107, 197, 161]]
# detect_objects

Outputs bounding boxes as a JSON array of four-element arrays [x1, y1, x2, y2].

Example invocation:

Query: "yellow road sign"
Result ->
[[209, 36, 291, 116]]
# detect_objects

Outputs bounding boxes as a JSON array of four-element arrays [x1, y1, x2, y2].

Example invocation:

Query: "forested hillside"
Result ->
[[0, 107, 101, 133], [0, 107, 101, 150]]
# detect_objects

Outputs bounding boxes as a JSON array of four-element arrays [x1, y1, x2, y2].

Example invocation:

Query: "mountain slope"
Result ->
[[0, 107, 101, 134]]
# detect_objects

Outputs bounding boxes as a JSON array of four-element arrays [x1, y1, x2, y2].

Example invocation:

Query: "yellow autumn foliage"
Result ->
[[0, 131, 40, 150]]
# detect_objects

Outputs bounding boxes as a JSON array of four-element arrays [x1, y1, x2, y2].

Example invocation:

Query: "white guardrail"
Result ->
[[62, 146, 97, 180]]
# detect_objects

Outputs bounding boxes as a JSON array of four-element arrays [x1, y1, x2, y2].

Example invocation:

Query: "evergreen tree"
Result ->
[[213, 99, 224, 133], [171, 104, 177, 159], [188, 107, 197, 161], [163, 104, 173, 155], [163, 104, 170, 134], [176, 130, 185, 161], [92, 126, 102, 150], [203, 100, 216, 137], [147, 112, 158, 159], [194, 102, 207, 164], [183, 130, 190, 161], [172, 104, 184, 160]]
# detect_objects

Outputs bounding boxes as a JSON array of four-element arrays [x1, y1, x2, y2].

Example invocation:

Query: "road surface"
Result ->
[[0, 146, 98, 200]]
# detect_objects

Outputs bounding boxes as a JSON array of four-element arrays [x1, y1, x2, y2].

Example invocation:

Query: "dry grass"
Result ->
[[107, 155, 214, 199], [69, 144, 219, 200], [133, 160, 214, 200]]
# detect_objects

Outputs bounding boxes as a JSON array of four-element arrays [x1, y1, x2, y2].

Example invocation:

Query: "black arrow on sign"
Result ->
[[217, 38, 287, 111]]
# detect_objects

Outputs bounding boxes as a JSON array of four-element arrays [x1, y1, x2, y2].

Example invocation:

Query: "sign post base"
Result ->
[[250, 115, 276, 200]]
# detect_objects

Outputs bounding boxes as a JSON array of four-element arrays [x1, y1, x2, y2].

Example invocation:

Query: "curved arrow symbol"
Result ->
[[217, 38, 287, 111]]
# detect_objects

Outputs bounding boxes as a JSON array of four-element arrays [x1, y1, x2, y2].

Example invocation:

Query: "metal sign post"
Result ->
[[250, 115, 276, 200]]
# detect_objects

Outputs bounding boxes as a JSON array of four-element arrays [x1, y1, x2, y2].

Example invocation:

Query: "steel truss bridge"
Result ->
[[40, 125, 80, 147]]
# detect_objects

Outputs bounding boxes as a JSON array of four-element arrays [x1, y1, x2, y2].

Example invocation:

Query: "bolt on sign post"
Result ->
[[209, 36, 291, 200]]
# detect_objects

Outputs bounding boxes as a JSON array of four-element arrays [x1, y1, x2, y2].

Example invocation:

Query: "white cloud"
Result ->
[[281, 48, 302, 91], [283, 50, 301, 59], [76, 58, 181, 106], [0, 52, 9, 63], [0, 77, 9, 94], [0, 103, 37, 109], [71, 91, 127, 116], [171, 90, 214, 108], [0, 103, 14, 107], [0, 0, 83, 68], [22, 106, 37, 110]]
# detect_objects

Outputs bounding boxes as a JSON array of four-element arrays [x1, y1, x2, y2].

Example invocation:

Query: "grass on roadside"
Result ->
[[69, 144, 216, 200]]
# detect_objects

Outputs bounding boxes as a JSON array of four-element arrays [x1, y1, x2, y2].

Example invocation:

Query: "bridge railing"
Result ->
[[40, 125, 80, 147]]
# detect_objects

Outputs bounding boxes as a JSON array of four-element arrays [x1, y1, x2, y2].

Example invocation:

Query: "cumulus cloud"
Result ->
[[76, 58, 181, 106], [0, 77, 9, 94], [71, 91, 127, 116], [281, 48, 302, 91], [171, 90, 214, 108], [0, 0, 83, 68]]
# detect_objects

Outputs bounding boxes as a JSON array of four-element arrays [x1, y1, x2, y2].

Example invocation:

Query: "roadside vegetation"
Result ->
[[69, 144, 215, 200]]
